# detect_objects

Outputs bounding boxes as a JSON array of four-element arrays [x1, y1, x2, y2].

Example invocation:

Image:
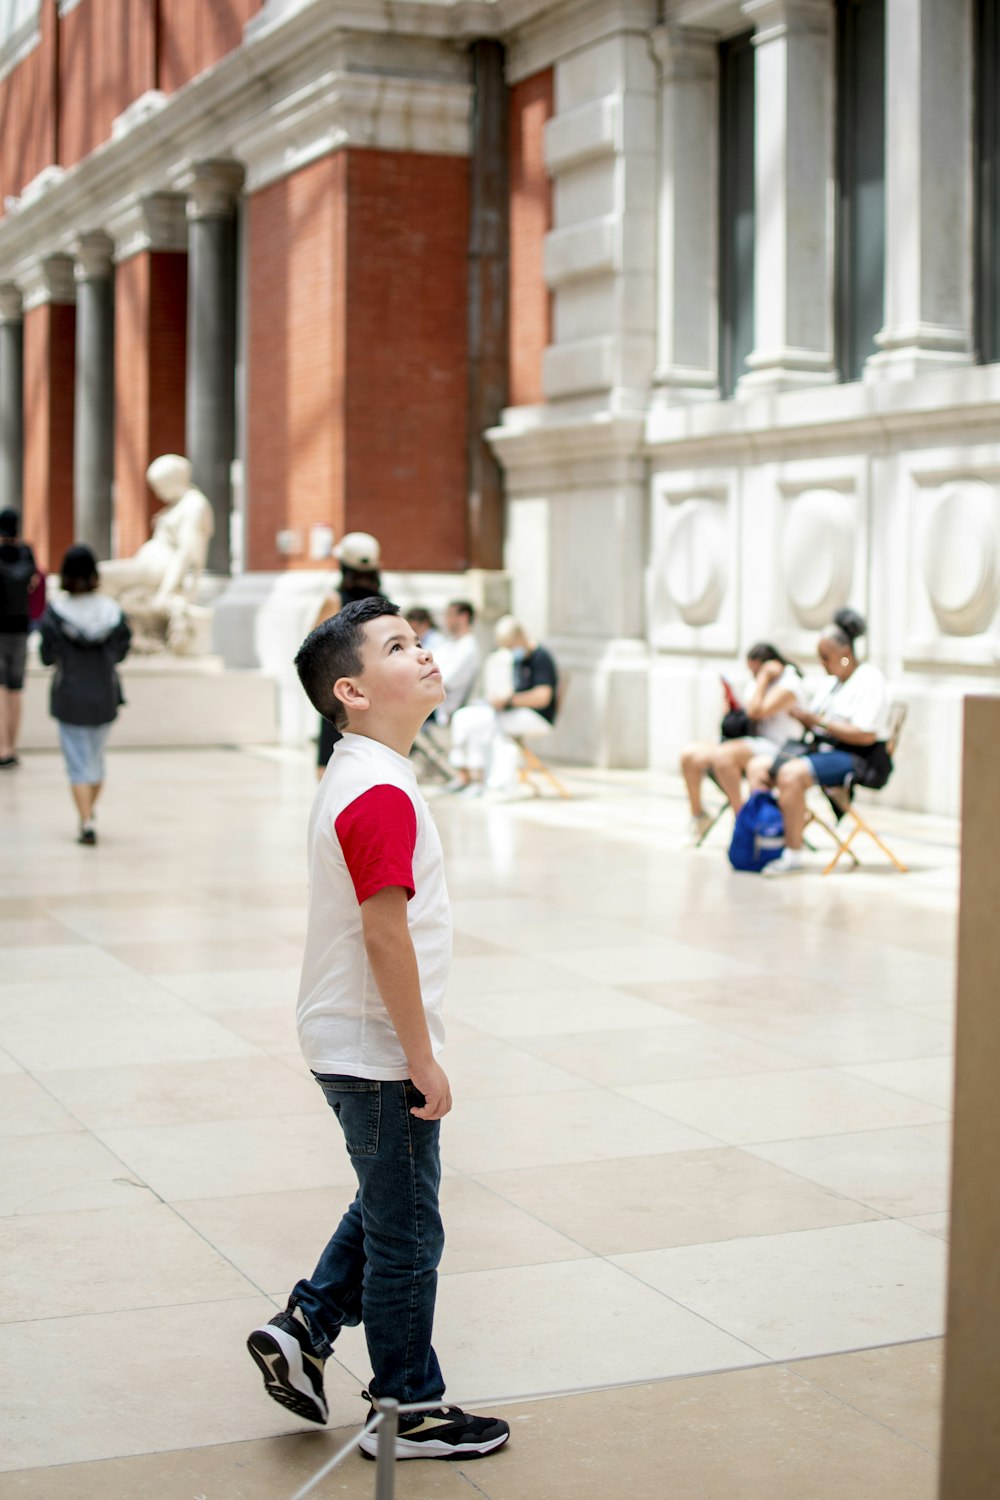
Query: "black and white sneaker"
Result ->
[[359, 1398, 510, 1461], [247, 1309, 328, 1425]]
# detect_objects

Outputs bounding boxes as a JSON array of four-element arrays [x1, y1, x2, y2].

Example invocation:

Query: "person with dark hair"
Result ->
[[405, 606, 444, 655], [433, 599, 479, 724], [747, 608, 891, 877], [248, 596, 509, 1463], [311, 532, 386, 777], [680, 642, 806, 844], [0, 507, 39, 768], [38, 545, 131, 845]]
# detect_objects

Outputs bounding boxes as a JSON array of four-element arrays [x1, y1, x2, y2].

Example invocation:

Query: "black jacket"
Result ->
[[39, 598, 131, 726]]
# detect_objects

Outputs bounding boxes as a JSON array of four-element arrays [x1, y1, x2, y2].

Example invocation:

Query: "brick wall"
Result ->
[[158, 0, 262, 94], [245, 154, 347, 572], [114, 251, 188, 556], [343, 149, 469, 573], [246, 148, 470, 574], [0, 0, 57, 207], [58, 0, 155, 169], [22, 302, 75, 571], [508, 68, 553, 408]]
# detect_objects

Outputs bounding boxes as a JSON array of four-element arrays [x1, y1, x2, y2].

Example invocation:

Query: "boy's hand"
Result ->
[[409, 1059, 452, 1120]]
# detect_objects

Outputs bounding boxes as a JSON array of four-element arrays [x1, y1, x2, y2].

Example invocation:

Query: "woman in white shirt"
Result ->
[[749, 609, 891, 877], [682, 643, 807, 844]]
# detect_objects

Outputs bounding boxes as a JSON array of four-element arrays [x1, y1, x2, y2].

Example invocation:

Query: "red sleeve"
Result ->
[[335, 785, 417, 904]]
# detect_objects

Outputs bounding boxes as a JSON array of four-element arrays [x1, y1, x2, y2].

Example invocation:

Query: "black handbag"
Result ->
[[721, 708, 757, 740]]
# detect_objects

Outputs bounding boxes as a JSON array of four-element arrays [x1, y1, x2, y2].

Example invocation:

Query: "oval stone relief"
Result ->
[[923, 480, 999, 637], [660, 497, 727, 627], [781, 488, 855, 628]]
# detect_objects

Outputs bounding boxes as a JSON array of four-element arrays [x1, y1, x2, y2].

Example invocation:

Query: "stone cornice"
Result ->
[[106, 193, 189, 262], [72, 231, 114, 281], [487, 408, 646, 489], [21, 255, 75, 311], [504, 0, 657, 84], [0, 3, 476, 283]]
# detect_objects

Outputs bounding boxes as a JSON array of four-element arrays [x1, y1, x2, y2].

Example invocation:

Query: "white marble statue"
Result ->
[[99, 455, 215, 654]]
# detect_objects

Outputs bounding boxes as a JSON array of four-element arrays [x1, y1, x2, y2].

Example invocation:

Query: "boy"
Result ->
[[247, 597, 509, 1462]]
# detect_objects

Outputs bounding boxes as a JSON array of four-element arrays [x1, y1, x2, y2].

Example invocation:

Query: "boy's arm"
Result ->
[[361, 886, 452, 1120]]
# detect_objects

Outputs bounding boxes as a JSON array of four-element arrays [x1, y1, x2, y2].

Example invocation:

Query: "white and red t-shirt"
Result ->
[[296, 733, 451, 1080]]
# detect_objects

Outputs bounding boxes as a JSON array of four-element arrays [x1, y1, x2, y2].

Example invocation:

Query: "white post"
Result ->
[[865, 0, 973, 381], [651, 24, 720, 405], [738, 0, 837, 395]]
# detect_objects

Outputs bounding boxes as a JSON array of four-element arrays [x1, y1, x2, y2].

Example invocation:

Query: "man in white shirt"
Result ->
[[432, 600, 480, 724]]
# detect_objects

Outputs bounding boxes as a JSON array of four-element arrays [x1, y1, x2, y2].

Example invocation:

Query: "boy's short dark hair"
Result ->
[[448, 599, 475, 623], [295, 596, 401, 730], [0, 508, 19, 539]]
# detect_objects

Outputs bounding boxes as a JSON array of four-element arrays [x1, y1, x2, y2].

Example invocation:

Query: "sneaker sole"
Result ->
[[358, 1429, 509, 1461], [246, 1327, 328, 1425]]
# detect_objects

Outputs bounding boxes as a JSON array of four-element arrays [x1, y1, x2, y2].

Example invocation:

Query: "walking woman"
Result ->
[[39, 545, 131, 845]]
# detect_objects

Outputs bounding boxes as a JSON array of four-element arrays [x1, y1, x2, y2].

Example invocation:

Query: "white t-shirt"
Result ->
[[811, 662, 891, 739], [433, 632, 480, 722], [742, 665, 808, 747], [296, 733, 451, 1080]]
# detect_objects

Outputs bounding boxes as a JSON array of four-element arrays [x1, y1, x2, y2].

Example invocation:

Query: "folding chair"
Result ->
[[411, 721, 453, 781], [805, 703, 909, 875], [514, 675, 572, 799]]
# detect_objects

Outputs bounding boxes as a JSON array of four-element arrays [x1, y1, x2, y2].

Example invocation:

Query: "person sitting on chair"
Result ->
[[746, 608, 890, 878], [446, 616, 557, 795], [681, 642, 807, 846]]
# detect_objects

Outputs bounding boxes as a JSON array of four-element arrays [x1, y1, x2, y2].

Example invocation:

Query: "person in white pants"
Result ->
[[447, 616, 557, 794]]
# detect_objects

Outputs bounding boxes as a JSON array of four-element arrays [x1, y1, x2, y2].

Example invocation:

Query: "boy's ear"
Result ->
[[333, 675, 369, 715]]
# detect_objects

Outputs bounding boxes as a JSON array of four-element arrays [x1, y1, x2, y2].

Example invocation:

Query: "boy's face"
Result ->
[[340, 614, 445, 722]]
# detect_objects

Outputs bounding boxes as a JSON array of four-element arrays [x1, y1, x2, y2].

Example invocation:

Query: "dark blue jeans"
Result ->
[[290, 1075, 445, 1405]]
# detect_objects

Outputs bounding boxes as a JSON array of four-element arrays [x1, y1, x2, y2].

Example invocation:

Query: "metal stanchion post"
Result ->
[[374, 1398, 398, 1500]]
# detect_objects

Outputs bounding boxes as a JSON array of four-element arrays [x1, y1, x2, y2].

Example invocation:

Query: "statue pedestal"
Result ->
[[20, 650, 278, 750]]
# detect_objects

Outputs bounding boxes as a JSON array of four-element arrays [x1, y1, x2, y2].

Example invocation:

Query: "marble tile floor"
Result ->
[[0, 748, 957, 1496]]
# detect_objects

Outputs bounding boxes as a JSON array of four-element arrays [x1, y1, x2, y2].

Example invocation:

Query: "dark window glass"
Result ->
[[718, 30, 756, 397], [836, 0, 886, 381], [976, 0, 1000, 362]]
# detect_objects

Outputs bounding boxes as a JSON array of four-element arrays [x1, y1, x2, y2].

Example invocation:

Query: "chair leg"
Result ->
[[696, 801, 729, 847], [518, 742, 572, 799], [805, 810, 861, 871], [849, 810, 909, 873]]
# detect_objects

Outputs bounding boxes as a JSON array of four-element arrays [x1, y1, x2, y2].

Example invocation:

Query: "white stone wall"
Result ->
[[492, 0, 994, 816]]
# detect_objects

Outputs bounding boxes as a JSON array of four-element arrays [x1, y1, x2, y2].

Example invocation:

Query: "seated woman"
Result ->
[[747, 608, 890, 878], [681, 643, 806, 845]]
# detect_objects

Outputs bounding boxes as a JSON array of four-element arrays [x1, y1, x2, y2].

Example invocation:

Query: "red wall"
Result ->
[[157, 0, 262, 94], [0, 0, 57, 207], [508, 69, 553, 408], [58, 0, 156, 169], [343, 149, 469, 572], [246, 154, 348, 572], [246, 148, 469, 575], [1, 0, 264, 204], [22, 302, 75, 571], [114, 251, 188, 556]]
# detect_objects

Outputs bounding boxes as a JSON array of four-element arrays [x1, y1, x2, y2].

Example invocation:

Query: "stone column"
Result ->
[[72, 232, 115, 557], [651, 25, 720, 405], [185, 161, 243, 575], [0, 284, 24, 513], [865, 0, 973, 381], [738, 0, 837, 394]]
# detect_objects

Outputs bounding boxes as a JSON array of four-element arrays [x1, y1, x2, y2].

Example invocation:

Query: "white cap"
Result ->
[[334, 531, 381, 570]]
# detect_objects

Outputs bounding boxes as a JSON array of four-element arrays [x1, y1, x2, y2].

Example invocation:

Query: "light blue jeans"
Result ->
[[58, 722, 111, 784]]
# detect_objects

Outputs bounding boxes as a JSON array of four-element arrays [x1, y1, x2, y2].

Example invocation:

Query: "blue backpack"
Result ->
[[728, 791, 785, 872]]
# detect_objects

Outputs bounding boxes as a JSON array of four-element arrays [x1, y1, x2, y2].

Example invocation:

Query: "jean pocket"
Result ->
[[315, 1077, 381, 1156]]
